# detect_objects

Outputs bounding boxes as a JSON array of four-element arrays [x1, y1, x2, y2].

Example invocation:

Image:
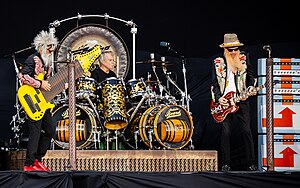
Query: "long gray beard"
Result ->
[[41, 49, 53, 68]]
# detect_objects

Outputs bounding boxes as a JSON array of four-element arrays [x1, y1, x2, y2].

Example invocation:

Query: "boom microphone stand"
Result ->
[[9, 46, 34, 148]]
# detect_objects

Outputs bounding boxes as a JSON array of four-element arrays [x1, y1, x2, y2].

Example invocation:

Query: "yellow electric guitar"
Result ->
[[18, 45, 102, 121]]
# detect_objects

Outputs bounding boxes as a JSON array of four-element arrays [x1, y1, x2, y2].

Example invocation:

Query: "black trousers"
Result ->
[[220, 101, 255, 167], [24, 109, 56, 166]]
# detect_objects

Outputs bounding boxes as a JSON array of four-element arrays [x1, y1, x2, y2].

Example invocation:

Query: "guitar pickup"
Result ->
[[34, 94, 41, 103], [24, 94, 36, 113], [35, 103, 41, 112], [35, 88, 40, 94]]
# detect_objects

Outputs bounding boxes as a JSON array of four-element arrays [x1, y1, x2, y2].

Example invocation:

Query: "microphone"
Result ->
[[160, 41, 171, 47], [263, 45, 272, 58], [263, 45, 271, 51]]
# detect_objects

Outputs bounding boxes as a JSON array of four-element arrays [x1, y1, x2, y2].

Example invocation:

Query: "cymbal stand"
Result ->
[[162, 65, 185, 106], [151, 65, 162, 97], [151, 65, 172, 99], [164, 46, 192, 112], [181, 56, 191, 112]]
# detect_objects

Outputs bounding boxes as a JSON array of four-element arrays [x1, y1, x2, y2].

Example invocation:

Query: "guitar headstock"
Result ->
[[77, 45, 102, 73]]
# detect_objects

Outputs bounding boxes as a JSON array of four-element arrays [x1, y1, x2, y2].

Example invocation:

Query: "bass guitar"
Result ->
[[18, 45, 102, 121]]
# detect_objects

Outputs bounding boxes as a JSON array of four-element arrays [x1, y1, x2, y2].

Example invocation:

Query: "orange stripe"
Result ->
[[281, 77, 292, 89], [282, 95, 293, 105], [283, 135, 294, 145], [280, 58, 291, 70]]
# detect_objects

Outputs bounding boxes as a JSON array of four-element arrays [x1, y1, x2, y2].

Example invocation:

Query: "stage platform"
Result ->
[[5, 150, 218, 172]]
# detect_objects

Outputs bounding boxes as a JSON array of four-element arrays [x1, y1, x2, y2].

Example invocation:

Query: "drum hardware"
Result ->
[[121, 93, 148, 149], [162, 63, 192, 112], [147, 55, 173, 98], [159, 42, 191, 112], [102, 129, 124, 150], [79, 93, 103, 128], [91, 131, 102, 150], [148, 129, 154, 149], [126, 92, 149, 126]]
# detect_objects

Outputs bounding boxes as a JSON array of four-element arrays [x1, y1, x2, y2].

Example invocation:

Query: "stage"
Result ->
[[0, 150, 300, 187], [0, 170, 299, 188]]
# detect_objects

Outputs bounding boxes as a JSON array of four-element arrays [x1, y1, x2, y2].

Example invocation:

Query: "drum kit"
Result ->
[[9, 14, 194, 151], [51, 57, 194, 150]]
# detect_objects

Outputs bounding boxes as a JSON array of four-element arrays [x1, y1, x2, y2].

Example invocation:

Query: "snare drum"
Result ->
[[99, 77, 127, 130]]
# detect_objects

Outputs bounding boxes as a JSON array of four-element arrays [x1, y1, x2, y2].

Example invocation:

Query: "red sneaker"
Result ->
[[24, 165, 44, 172], [34, 160, 50, 172]]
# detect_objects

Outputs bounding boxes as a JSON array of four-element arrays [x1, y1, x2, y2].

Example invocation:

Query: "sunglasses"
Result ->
[[226, 48, 239, 52]]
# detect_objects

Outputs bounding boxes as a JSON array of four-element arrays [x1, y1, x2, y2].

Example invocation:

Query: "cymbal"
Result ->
[[145, 80, 157, 84], [136, 60, 172, 66]]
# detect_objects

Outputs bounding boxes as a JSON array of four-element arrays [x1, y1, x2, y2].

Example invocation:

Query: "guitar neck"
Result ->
[[42, 61, 83, 102], [234, 84, 265, 103]]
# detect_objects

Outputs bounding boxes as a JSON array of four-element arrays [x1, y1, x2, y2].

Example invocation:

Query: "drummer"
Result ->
[[91, 51, 116, 82]]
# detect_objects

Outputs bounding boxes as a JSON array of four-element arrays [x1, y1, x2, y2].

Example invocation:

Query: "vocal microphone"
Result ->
[[263, 45, 272, 58], [263, 45, 271, 51], [160, 41, 171, 47]]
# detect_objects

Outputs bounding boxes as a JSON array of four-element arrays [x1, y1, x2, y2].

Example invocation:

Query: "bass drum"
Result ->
[[54, 24, 130, 79], [139, 105, 193, 150], [52, 104, 98, 149]]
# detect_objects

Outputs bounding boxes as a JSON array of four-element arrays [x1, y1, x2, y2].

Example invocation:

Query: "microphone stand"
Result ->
[[8, 46, 34, 149]]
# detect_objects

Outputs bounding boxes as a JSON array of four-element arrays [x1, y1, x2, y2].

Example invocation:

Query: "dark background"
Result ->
[[0, 0, 299, 170], [1, 0, 299, 58]]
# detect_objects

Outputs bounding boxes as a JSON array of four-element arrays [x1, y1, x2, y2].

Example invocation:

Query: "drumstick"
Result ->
[[116, 56, 119, 78]]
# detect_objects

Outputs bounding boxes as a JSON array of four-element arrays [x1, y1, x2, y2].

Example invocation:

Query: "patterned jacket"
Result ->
[[18, 52, 52, 88], [211, 52, 256, 103]]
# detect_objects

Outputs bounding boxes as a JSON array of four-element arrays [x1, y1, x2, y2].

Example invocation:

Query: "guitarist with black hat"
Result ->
[[211, 33, 258, 172]]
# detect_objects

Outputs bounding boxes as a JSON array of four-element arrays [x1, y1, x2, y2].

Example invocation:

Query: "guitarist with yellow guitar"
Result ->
[[211, 33, 258, 172], [18, 30, 59, 172]]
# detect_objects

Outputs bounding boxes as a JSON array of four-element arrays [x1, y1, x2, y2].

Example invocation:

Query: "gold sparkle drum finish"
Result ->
[[52, 104, 98, 149], [100, 77, 127, 130], [76, 77, 98, 102], [139, 105, 193, 150]]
